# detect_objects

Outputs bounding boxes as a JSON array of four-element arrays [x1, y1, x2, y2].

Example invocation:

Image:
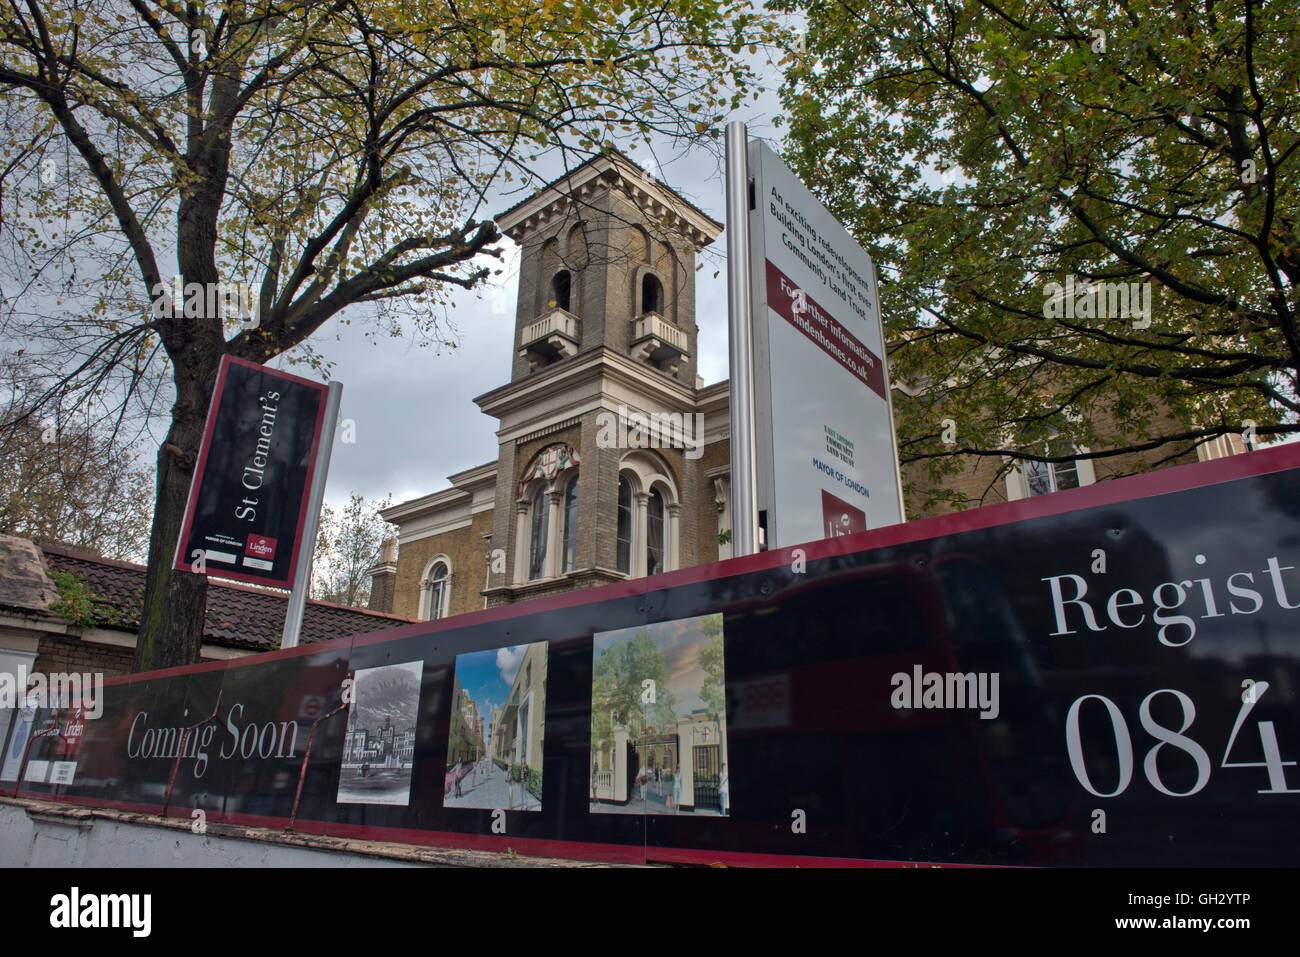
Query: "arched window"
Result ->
[[515, 443, 581, 585], [616, 452, 679, 578], [423, 559, 451, 620], [646, 488, 665, 575], [552, 270, 571, 312], [562, 477, 579, 572], [528, 485, 549, 580], [641, 274, 663, 315], [616, 476, 633, 574]]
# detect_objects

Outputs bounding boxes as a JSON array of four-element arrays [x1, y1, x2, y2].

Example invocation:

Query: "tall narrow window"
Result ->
[[528, 486, 548, 580], [427, 562, 449, 620], [616, 477, 633, 574], [641, 274, 662, 315], [552, 270, 571, 311], [646, 488, 665, 576], [562, 478, 579, 572]]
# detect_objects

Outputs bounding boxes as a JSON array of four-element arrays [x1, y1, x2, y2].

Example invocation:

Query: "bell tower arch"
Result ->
[[497, 151, 721, 385]]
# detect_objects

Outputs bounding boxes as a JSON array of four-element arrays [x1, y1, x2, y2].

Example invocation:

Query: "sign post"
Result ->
[[281, 380, 342, 649], [725, 121, 760, 558]]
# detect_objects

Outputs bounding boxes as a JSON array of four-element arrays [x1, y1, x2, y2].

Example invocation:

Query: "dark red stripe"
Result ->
[[764, 259, 886, 399]]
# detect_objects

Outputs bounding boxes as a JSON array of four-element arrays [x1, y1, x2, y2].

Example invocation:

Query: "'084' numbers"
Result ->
[[1065, 679, 1299, 797]]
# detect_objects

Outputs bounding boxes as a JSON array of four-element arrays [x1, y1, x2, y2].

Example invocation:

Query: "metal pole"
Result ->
[[282, 380, 343, 649], [725, 121, 759, 558]]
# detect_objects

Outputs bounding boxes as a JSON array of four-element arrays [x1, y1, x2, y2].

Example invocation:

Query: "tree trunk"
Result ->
[[133, 348, 221, 672]]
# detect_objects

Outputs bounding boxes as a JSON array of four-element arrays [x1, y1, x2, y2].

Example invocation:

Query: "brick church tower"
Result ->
[[369, 150, 1239, 618], [377, 151, 734, 618]]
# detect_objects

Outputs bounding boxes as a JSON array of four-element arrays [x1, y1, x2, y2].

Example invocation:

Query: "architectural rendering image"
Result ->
[[444, 642, 546, 812], [336, 660, 422, 806], [590, 613, 729, 817]]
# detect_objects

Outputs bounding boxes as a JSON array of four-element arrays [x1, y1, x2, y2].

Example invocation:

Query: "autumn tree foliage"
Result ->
[[0, 0, 776, 667], [777, 0, 1299, 508]]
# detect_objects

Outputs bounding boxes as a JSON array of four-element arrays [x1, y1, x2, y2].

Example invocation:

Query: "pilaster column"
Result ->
[[634, 490, 650, 577], [666, 502, 681, 571], [676, 715, 694, 811], [613, 724, 629, 804], [513, 499, 529, 585], [545, 487, 564, 578], [713, 476, 731, 561]]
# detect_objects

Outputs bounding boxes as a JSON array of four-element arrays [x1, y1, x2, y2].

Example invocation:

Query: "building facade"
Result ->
[[373, 150, 1245, 620], [490, 641, 547, 770], [378, 151, 734, 619]]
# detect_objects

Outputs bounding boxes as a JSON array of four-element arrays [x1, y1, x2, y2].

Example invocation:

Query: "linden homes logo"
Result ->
[[246, 534, 276, 560]]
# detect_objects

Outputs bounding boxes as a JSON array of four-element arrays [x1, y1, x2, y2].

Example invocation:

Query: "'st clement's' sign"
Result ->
[[174, 355, 328, 588]]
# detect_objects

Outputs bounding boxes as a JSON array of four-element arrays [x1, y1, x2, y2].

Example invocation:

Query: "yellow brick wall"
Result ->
[[392, 509, 496, 620]]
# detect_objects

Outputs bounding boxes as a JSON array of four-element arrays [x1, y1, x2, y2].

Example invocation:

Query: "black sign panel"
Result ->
[[174, 356, 328, 587], [27, 445, 1300, 866]]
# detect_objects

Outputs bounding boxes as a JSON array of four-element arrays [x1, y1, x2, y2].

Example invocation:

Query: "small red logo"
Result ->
[[246, 534, 277, 559], [59, 707, 86, 756], [821, 489, 866, 538]]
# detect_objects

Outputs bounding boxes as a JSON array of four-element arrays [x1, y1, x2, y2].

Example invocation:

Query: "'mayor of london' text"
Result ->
[[1042, 553, 1299, 646]]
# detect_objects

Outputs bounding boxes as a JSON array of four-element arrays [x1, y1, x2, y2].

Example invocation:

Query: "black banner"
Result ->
[[19, 444, 1300, 866], [174, 356, 328, 588]]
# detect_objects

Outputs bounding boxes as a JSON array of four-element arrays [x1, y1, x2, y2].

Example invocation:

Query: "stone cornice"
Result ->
[[381, 486, 471, 524], [474, 347, 697, 424], [495, 151, 722, 251]]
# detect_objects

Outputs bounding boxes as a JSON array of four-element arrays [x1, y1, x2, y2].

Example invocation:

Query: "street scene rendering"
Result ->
[[444, 643, 546, 812]]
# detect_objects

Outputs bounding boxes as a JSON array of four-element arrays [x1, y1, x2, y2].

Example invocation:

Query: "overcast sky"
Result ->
[[285, 98, 792, 515]]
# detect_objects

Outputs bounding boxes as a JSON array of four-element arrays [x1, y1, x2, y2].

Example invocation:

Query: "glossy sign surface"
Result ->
[[174, 356, 328, 588], [14, 446, 1300, 866]]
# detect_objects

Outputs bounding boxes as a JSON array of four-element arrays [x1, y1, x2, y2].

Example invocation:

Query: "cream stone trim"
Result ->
[[515, 416, 582, 447], [618, 449, 679, 576], [420, 554, 454, 620], [495, 152, 721, 249]]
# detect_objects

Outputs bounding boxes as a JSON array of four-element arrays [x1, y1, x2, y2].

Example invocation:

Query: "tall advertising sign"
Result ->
[[747, 140, 905, 547], [174, 356, 329, 588]]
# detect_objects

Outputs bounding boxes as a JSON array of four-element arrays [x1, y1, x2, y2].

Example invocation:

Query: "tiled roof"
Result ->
[[39, 543, 412, 651]]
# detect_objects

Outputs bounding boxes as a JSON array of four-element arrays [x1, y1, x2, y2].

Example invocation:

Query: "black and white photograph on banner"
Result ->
[[590, 612, 729, 817], [336, 660, 422, 806], [444, 642, 547, 812]]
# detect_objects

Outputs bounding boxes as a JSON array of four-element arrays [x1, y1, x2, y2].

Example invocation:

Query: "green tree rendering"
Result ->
[[777, 0, 1299, 510], [590, 632, 673, 753]]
